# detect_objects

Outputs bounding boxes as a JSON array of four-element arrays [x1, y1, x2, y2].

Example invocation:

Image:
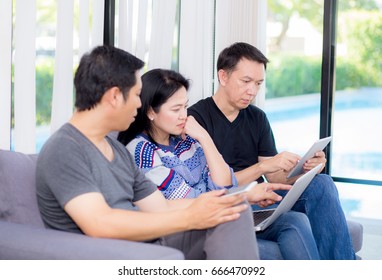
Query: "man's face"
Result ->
[[120, 72, 142, 130], [219, 58, 265, 110]]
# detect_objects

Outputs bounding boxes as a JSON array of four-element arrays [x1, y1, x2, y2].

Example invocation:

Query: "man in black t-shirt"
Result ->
[[189, 42, 355, 260]]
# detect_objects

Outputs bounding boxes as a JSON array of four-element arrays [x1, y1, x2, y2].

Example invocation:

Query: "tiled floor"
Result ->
[[337, 182, 382, 260]]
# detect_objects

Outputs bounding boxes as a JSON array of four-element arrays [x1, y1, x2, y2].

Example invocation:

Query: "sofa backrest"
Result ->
[[0, 149, 44, 227]]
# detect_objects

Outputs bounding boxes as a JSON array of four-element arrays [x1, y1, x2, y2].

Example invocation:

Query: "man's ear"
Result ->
[[103, 87, 121, 107], [218, 69, 228, 86]]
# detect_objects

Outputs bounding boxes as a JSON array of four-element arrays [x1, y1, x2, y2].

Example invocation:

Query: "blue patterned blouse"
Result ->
[[126, 133, 238, 199]]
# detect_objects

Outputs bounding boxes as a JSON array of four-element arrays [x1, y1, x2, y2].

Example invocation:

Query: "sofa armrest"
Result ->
[[347, 219, 363, 254], [0, 221, 184, 260]]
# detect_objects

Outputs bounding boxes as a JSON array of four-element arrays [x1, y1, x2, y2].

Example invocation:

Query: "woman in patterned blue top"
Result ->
[[118, 69, 238, 199]]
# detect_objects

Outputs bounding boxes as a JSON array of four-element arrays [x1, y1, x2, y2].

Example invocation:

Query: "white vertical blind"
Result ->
[[253, 0, 267, 109], [215, 0, 258, 50], [179, 0, 215, 105], [91, 0, 105, 48], [14, 0, 36, 153], [214, 0, 265, 108], [3, 0, 266, 153], [50, 0, 74, 134], [118, 0, 148, 61], [147, 0, 177, 70], [135, 0, 149, 61], [118, 0, 133, 52], [0, 0, 12, 150], [79, 0, 90, 58]]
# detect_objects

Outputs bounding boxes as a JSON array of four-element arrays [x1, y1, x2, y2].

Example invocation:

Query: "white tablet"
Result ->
[[224, 181, 258, 197], [286, 136, 332, 179]]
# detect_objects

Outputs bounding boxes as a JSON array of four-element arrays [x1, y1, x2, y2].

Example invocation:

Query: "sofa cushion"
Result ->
[[0, 221, 184, 260], [0, 150, 44, 227]]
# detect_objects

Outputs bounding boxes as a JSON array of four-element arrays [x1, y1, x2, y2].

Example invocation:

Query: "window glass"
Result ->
[[266, 1, 382, 183], [332, 1, 382, 181], [265, 1, 324, 155]]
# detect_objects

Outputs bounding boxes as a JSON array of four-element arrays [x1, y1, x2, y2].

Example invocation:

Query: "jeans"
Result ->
[[256, 209, 320, 260], [278, 174, 356, 260]]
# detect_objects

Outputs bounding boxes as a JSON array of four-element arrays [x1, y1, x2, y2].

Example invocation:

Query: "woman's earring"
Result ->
[[149, 117, 154, 121]]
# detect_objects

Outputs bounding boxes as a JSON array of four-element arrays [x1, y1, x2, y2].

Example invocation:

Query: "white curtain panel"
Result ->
[[118, 0, 149, 60], [51, 0, 104, 135], [50, 0, 75, 135], [91, 0, 105, 48], [118, 0, 134, 52], [147, 0, 177, 70], [134, 0, 149, 61], [0, 0, 12, 150], [214, 0, 266, 108], [2, 0, 266, 152], [253, 0, 267, 109], [79, 0, 91, 58], [14, 0, 36, 153], [179, 0, 215, 106]]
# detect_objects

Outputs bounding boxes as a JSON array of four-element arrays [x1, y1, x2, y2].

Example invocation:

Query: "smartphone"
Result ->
[[224, 181, 258, 197]]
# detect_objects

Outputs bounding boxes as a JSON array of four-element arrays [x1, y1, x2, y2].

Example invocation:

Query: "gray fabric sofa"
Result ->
[[0, 149, 183, 260], [0, 149, 363, 260]]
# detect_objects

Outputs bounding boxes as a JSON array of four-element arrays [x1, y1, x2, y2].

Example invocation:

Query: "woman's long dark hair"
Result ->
[[118, 68, 189, 145]]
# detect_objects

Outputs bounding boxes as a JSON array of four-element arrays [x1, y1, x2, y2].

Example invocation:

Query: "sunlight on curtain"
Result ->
[[4, 0, 265, 152], [118, 0, 133, 52], [254, 0, 267, 109], [14, 0, 36, 153], [51, 0, 103, 135], [147, 0, 177, 70], [117, 0, 149, 61], [135, 0, 149, 61], [0, 0, 12, 150], [118, 0, 177, 69], [50, 0, 74, 134], [179, 0, 215, 105], [214, 0, 265, 107], [91, 0, 105, 48], [79, 0, 90, 58]]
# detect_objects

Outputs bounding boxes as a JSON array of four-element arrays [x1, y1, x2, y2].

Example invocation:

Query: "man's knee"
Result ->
[[278, 211, 310, 230], [304, 174, 339, 200]]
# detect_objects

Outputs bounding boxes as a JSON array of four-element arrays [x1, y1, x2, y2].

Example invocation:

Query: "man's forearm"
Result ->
[[234, 163, 265, 186], [89, 208, 192, 241]]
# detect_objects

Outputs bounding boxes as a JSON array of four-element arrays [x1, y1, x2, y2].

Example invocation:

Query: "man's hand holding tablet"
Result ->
[[287, 136, 332, 179]]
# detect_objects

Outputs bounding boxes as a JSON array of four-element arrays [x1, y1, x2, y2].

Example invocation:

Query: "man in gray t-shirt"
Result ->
[[36, 45, 286, 260], [37, 123, 156, 234]]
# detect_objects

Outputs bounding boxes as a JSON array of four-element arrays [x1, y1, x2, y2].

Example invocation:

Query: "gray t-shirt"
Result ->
[[36, 123, 157, 233]]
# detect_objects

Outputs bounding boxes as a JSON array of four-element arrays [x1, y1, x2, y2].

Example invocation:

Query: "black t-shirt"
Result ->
[[188, 97, 278, 182]]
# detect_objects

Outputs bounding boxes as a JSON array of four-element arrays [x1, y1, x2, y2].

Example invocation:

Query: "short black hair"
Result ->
[[74, 45, 144, 111], [217, 42, 269, 75]]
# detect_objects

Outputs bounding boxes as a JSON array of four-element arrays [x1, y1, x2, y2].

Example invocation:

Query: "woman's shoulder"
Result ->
[[127, 134, 157, 153]]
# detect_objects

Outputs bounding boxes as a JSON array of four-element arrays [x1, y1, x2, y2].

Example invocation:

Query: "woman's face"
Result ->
[[148, 86, 188, 144]]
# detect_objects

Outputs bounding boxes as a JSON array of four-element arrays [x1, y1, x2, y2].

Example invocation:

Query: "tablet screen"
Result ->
[[286, 136, 332, 179]]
